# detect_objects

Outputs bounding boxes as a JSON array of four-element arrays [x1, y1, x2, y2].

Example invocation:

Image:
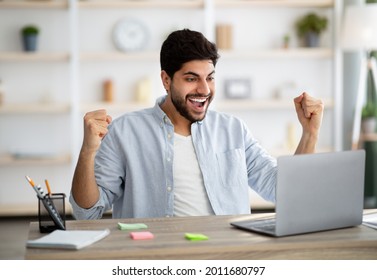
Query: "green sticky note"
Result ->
[[117, 222, 148, 231], [185, 233, 209, 241]]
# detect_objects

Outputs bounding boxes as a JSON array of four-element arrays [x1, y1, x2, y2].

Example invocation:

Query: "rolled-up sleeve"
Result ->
[[69, 188, 110, 220]]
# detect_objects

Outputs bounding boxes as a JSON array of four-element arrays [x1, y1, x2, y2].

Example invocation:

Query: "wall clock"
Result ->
[[112, 18, 149, 52]]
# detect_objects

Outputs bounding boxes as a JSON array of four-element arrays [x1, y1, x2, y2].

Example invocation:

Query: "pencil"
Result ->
[[45, 179, 52, 195], [25, 175, 36, 187]]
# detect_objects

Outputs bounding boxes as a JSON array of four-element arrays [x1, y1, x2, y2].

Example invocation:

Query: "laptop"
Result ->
[[231, 150, 366, 237]]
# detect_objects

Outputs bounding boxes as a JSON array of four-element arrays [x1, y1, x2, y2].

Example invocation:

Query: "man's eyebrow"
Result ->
[[183, 71, 199, 76], [183, 70, 215, 76]]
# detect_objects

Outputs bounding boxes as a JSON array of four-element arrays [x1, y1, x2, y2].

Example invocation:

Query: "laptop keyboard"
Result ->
[[231, 217, 277, 235], [251, 219, 276, 231]]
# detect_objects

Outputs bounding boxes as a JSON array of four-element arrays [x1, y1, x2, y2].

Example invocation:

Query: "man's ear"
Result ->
[[160, 70, 171, 92]]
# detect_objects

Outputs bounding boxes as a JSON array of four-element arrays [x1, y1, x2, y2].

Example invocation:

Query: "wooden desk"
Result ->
[[25, 212, 377, 260]]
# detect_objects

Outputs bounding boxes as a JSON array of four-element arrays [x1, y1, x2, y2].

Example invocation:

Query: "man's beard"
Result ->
[[170, 84, 212, 123]]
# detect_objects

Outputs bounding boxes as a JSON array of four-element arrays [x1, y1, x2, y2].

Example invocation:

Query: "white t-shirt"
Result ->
[[173, 133, 214, 216]]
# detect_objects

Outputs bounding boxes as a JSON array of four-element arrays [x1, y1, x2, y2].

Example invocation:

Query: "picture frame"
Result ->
[[224, 78, 251, 99]]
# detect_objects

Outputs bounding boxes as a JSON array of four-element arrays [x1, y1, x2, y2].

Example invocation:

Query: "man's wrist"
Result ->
[[295, 131, 319, 154], [301, 131, 319, 143], [79, 146, 97, 160]]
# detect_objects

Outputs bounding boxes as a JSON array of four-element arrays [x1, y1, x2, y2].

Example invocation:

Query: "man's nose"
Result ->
[[197, 79, 210, 95]]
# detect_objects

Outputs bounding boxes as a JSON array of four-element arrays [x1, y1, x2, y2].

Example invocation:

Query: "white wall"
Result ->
[[0, 1, 339, 212]]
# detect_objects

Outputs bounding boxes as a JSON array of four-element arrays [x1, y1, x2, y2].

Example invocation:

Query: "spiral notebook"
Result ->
[[26, 229, 110, 250]]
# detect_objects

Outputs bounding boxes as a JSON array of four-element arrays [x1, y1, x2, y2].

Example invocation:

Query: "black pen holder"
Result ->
[[38, 193, 66, 233]]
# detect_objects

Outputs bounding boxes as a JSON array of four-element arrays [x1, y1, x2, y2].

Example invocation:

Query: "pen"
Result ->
[[45, 179, 52, 196]]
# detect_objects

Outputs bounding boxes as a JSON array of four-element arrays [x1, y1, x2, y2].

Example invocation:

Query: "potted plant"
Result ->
[[21, 25, 39, 52], [295, 13, 328, 47], [283, 34, 290, 49]]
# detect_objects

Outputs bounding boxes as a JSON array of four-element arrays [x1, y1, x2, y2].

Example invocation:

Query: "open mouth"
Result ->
[[187, 95, 210, 109]]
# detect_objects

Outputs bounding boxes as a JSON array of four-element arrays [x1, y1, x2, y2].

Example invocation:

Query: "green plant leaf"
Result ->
[[296, 13, 328, 37], [21, 25, 39, 35]]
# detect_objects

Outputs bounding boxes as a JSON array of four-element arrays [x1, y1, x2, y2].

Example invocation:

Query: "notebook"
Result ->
[[26, 229, 110, 250], [231, 150, 366, 237]]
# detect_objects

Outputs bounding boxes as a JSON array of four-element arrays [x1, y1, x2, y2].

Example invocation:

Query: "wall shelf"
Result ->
[[0, 52, 70, 63], [0, 0, 330, 10], [0, 0, 68, 9], [219, 48, 333, 60], [80, 51, 159, 62], [215, 98, 333, 111], [80, 49, 333, 62], [215, 0, 334, 8], [0, 153, 71, 167], [0, 103, 71, 114], [80, 101, 153, 113], [78, 0, 204, 9]]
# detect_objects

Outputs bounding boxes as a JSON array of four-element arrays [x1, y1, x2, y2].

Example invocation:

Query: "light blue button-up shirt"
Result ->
[[70, 96, 277, 219]]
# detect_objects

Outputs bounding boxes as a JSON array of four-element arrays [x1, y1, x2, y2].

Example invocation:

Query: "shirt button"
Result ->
[[167, 133, 172, 139], [167, 186, 172, 192], [167, 157, 171, 162]]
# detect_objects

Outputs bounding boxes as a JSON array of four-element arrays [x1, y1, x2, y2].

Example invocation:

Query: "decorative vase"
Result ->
[[22, 34, 38, 52], [304, 31, 319, 48]]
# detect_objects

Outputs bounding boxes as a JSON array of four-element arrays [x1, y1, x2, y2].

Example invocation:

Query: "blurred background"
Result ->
[[0, 0, 376, 232]]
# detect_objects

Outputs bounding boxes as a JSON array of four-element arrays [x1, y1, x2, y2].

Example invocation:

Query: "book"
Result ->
[[363, 212, 377, 230], [26, 229, 110, 250]]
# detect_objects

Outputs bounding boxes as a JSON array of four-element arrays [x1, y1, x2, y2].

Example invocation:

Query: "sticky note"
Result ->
[[117, 223, 148, 230], [129, 231, 154, 240], [185, 233, 209, 241]]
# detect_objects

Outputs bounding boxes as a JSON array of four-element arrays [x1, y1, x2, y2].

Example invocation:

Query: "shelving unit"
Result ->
[[0, 0, 341, 215], [0, 0, 73, 216]]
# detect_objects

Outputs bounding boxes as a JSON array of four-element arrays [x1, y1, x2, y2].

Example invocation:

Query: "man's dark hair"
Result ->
[[160, 29, 220, 78]]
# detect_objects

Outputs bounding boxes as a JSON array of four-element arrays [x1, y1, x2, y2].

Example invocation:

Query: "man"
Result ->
[[70, 29, 323, 219]]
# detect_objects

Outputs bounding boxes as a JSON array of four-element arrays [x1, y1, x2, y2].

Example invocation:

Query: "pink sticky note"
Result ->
[[129, 231, 154, 240]]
